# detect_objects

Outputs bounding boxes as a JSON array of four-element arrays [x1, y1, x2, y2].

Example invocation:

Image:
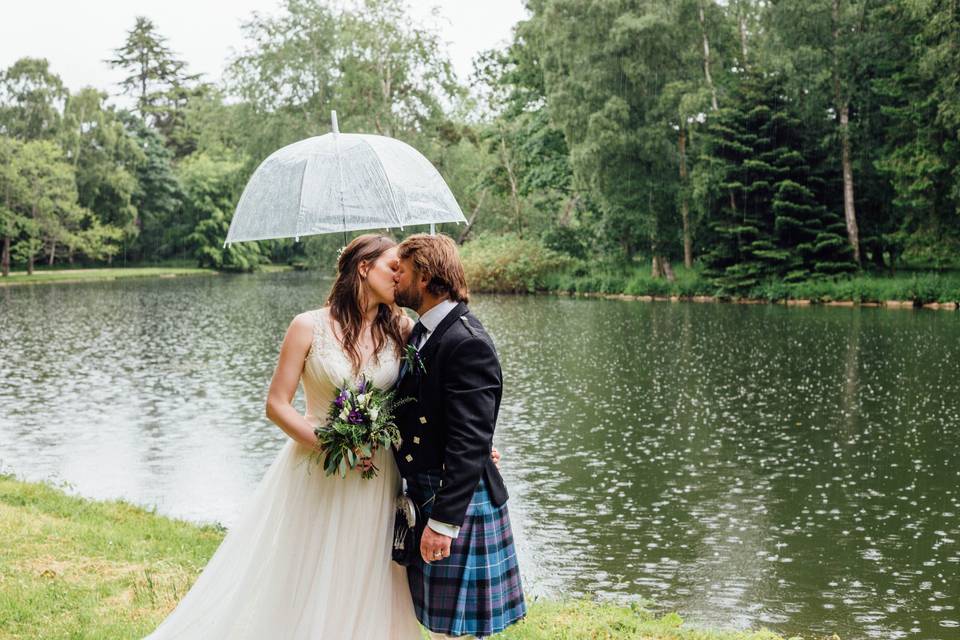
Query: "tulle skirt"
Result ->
[[145, 440, 422, 640]]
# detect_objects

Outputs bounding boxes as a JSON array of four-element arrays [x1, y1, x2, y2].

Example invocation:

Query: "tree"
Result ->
[[61, 88, 143, 261], [767, 0, 871, 266], [179, 152, 265, 272], [872, 0, 960, 269], [10, 140, 88, 273], [0, 58, 66, 141], [526, 0, 705, 268], [108, 16, 198, 142], [227, 0, 458, 162], [338, 0, 459, 137], [471, 37, 577, 244], [122, 114, 184, 261], [701, 70, 855, 292], [0, 136, 28, 276]]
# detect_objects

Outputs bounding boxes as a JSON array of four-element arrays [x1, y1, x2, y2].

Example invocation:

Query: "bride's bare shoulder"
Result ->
[[290, 307, 327, 332]]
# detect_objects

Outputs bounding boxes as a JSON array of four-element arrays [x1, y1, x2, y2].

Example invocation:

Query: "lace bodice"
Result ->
[[302, 308, 401, 424]]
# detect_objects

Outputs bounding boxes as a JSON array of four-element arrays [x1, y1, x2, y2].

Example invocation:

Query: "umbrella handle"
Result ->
[[331, 110, 339, 134]]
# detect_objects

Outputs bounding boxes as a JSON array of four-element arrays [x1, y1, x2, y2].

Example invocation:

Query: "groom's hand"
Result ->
[[420, 526, 452, 564]]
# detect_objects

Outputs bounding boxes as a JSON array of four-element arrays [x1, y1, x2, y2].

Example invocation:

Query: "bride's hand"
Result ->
[[356, 445, 377, 473], [491, 447, 501, 470]]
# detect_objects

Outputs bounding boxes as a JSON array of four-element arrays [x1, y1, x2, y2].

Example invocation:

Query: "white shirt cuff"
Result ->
[[427, 518, 461, 539]]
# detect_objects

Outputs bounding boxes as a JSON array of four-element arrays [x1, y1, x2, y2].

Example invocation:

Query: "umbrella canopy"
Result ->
[[225, 112, 465, 246]]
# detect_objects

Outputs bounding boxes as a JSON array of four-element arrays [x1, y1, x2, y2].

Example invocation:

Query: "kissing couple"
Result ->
[[145, 233, 526, 639]]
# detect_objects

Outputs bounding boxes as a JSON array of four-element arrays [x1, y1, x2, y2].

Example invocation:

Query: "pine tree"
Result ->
[[701, 71, 783, 292], [108, 16, 198, 146], [702, 70, 855, 292]]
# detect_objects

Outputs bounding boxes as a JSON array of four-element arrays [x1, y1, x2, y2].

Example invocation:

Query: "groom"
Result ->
[[392, 233, 526, 639]]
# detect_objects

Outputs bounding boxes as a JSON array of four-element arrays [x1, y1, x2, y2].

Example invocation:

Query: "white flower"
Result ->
[[357, 393, 367, 406], [370, 407, 379, 421], [339, 408, 349, 420]]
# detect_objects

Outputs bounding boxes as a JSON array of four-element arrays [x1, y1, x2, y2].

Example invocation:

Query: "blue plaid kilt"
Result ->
[[405, 471, 526, 638]]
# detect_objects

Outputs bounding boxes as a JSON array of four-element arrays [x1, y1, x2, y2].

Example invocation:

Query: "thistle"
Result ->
[[310, 375, 410, 479], [403, 344, 426, 376]]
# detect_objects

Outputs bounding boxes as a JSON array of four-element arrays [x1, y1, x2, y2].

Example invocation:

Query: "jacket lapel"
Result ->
[[394, 301, 467, 388]]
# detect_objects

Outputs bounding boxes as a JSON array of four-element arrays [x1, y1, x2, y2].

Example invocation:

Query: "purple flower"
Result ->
[[348, 408, 364, 424], [334, 389, 349, 409], [358, 378, 367, 394]]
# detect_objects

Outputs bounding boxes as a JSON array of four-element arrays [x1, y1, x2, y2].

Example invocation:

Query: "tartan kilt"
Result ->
[[405, 471, 526, 638]]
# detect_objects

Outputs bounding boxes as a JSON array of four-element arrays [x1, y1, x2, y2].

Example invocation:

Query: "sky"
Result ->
[[0, 0, 529, 104]]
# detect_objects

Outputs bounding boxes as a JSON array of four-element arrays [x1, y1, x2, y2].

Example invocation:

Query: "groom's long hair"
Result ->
[[397, 233, 470, 304], [327, 234, 406, 374]]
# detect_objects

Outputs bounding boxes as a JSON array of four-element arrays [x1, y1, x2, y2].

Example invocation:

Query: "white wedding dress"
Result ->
[[146, 308, 422, 639]]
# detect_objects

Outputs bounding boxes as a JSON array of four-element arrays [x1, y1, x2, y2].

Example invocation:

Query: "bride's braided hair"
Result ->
[[327, 234, 406, 374]]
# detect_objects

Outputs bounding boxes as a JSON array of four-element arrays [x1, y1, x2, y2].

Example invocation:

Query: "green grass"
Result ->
[[0, 267, 217, 287], [0, 475, 808, 640], [498, 601, 806, 639], [0, 475, 224, 639], [535, 263, 960, 306]]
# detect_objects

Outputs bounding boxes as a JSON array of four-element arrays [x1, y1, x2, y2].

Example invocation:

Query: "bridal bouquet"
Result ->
[[310, 376, 406, 480]]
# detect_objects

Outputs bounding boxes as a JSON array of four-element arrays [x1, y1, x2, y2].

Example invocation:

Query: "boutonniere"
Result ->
[[403, 344, 426, 376]]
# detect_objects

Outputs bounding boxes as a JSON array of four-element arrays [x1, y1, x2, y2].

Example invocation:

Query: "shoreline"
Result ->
[[544, 289, 960, 311], [0, 265, 293, 288], [0, 474, 802, 640]]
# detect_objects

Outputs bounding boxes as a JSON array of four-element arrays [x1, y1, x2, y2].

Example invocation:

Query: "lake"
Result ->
[[1, 271, 958, 639]]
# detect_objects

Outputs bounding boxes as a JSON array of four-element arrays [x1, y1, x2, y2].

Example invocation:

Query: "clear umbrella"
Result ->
[[224, 111, 465, 246]]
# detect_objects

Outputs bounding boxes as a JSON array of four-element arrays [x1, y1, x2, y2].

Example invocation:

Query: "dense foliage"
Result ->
[[2, 0, 958, 289]]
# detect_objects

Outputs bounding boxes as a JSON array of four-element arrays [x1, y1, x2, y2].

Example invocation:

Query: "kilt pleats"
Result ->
[[406, 472, 526, 638]]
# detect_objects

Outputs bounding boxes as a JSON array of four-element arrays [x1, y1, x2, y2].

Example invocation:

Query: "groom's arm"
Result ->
[[431, 334, 501, 529]]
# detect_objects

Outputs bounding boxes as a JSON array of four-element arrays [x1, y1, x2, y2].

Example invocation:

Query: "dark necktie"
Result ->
[[408, 321, 427, 349]]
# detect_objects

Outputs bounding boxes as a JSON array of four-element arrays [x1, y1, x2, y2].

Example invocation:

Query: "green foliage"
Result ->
[[525, 0, 707, 260], [226, 0, 458, 162], [0, 57, 66, 141], [179, 153, 265, 272], [699, 70, 855, 293], [460, 234, 573, 293], [122, 114, 184, 261], [61, 88, 143, 242], [3, 0, 960, 285], [543, 225, 590, 259], [311, 376, 406, 479], [2, 139, 98, 270], [108, 15, 199, 144]]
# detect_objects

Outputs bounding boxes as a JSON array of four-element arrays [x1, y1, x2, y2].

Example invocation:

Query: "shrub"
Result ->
[[460, 234, 574, 293]]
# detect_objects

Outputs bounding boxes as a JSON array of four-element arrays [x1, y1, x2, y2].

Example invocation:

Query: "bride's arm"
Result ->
[[265, 313, 317, 447]]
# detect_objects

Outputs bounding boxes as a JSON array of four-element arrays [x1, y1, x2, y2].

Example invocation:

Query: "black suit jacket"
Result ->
[[392, 301, 509, 527]]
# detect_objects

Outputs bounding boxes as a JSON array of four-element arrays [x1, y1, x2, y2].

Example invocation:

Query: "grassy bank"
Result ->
[[542, 266, 960, 306], [458, 235, 960, 307], [0, 267, 217, 287], [0, 475, 804, 640], [0, 264, 293, 287]]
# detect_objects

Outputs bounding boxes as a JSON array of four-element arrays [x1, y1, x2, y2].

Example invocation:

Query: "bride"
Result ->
[[147, 234, 425, 639]]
